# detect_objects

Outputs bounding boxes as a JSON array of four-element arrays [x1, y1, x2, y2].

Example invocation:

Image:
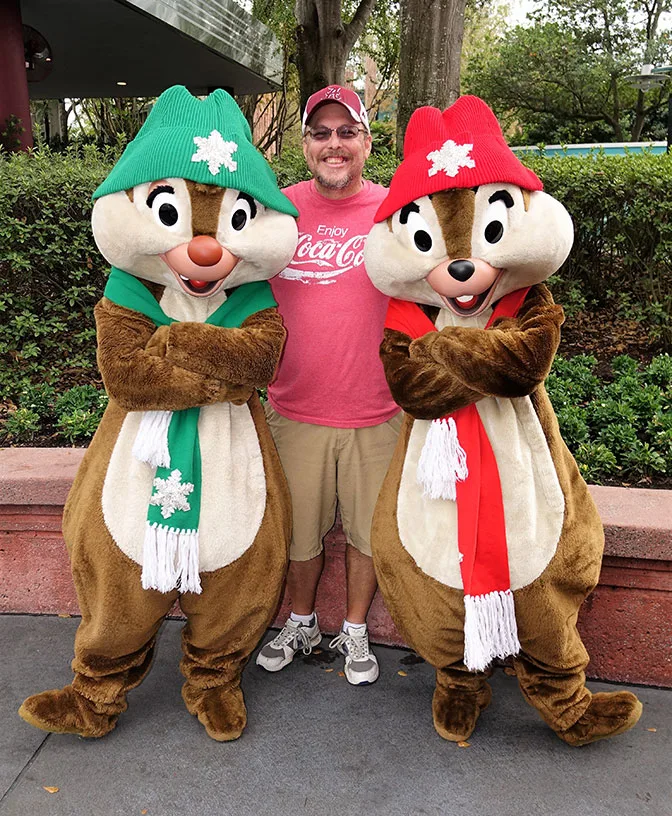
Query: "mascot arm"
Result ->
[[95, 299, 239, 411], [413, 285, 564, 399], [153, 307, 286, 388], [381, 328, 482, 419]]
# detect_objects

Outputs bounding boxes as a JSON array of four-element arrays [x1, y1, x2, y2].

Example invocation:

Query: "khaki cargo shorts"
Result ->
[[264, 403, 403, 561]]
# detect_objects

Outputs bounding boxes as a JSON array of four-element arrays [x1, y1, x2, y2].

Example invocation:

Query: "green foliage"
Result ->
[[547, 354, 672, 483], [524, 152, 672, 348], [464, 0, 672, 144]]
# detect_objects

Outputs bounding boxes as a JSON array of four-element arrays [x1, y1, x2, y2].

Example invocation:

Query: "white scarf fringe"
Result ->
[[463, 589, 520, 672], [133, 411, 172, 468], [417, 417, 468, 500], [142, 522, 202, 594]]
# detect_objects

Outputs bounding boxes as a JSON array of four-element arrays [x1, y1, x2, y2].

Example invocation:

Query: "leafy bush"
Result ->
[[547, 353, 672, 483]]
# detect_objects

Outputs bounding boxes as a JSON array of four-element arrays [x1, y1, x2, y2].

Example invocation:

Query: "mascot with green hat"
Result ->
[[19, 86, 299, 742]]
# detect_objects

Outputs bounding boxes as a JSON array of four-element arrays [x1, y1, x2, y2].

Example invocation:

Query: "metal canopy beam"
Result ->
[[21, 0, 283, 98]]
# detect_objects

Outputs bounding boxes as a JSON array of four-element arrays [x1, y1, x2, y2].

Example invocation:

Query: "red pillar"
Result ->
[[0, 0, 33, 151]]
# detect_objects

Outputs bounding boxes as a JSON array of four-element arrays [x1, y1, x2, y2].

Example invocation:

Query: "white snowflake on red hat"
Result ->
[[325, 86, 342, 99], [427, 139, 475, 178]]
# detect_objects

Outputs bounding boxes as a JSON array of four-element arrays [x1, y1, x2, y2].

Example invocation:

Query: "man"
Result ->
[[255, 85, 401, 685]]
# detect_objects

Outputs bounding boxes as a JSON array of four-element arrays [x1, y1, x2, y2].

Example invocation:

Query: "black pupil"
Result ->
[[232, 209, 247, 230], [485, 221, 504, 243], [414, 230, 432, 252], [158, 203, 178, 226]]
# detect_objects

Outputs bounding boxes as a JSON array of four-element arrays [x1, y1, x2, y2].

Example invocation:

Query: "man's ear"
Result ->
[[364, 134, 372, 160], [302, 136, 310, 161]]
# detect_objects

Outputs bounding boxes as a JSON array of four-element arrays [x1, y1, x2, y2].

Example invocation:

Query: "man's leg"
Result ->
[[332, 414, 402, 684], [257, 406, 337, 672], [345, 544, 377, 624], [286, 551, 325, 616]]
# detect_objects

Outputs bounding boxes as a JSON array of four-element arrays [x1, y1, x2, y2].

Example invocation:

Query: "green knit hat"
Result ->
[[92, 85, 298, 217]]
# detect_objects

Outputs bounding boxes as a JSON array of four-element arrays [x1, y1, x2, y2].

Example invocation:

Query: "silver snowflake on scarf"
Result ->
[[150, 469, 193, 519], [191, 130, 238, 175], [426, 140, 475, 178]]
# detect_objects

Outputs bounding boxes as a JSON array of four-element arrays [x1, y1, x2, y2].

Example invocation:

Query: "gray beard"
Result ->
[[315, 170, 353, 190]]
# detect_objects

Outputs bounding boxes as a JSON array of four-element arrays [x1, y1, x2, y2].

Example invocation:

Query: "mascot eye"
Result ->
[[146, 185, 181, 231], [485, 221, 504, 243], [401, 206, 433, 254], [482, 196, 510, 245], [231, 192, 257, 231]]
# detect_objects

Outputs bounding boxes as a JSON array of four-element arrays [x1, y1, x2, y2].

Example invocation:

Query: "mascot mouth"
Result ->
[[173, 271, 228, 297], [442, 270, 504, 317]]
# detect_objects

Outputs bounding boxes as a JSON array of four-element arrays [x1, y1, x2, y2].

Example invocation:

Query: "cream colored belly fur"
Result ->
[[397, 307, 565, 591], [101, 287, 266, 572]]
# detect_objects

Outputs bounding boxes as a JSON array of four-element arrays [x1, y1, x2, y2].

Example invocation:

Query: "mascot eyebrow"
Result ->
[[146, 185, 175, 206], [488, 190, 514, 207], [399, 201, 420, 224]]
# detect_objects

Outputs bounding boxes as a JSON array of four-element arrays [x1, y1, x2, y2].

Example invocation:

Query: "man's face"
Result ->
[[302, 103, 372, 199]]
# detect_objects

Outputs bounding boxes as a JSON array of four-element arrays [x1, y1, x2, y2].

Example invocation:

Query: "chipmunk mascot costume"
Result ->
[[19, 86, 299, 742], [363, 96, 642, 747]]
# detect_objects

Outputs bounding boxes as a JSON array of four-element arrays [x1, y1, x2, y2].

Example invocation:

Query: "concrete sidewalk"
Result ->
[[1, 615, 670, 816]]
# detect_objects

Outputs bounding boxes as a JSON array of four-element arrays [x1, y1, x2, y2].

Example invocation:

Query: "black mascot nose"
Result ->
[[448, 260, 475, 282]]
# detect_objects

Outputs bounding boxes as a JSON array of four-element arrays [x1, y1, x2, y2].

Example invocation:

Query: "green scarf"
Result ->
[[103, 267, 277, 593]]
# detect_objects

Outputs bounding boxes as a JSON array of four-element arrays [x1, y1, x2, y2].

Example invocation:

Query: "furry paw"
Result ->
[[182, 683, 247, 742], [18, 685, 118, 738], [432, 682, 492, 742], [557, 691, 643, 747]]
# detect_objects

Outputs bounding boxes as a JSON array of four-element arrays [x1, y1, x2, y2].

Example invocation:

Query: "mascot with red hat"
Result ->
[[363, 96, 643, 746]]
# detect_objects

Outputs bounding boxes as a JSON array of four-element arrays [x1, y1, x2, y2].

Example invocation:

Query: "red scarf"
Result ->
[[385, 289, 529, 671]]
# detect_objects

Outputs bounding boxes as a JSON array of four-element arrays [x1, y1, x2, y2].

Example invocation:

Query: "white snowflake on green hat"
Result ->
[[191, 129, 238, 175]]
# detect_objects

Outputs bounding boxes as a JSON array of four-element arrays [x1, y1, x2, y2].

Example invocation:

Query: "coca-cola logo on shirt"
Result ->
[[279, 225, 367, 285]]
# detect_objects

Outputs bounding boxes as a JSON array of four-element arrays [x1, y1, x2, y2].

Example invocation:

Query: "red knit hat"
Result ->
[[375, 95, 542, 222]]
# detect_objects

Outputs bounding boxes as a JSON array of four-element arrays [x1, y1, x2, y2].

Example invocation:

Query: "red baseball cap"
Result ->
[[302, 85, 370, 133], [374, 95, 542, 222]]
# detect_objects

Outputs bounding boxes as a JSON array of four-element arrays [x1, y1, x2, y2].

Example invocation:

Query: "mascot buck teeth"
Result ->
[[19, 86, 298, 742], [363, 96, 643, 747]]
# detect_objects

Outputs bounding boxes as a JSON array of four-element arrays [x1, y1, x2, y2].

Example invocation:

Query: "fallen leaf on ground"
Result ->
[[141, 810, 148, 814], [647, 728, 657, 732], [457, 741, 470, 748], [43, 787, 59, 794], [313, 648, 322, 655], [338, 671, 345, 677], [324, 668, 334, 673], [397, 670, 407, 677], [58, 614, 71, 618]]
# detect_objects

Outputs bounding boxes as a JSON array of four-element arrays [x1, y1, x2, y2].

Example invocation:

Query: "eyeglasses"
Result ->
[[305, 125, 368, 141]]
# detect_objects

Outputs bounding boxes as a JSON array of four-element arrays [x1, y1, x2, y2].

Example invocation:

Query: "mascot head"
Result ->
[[364, 96, 573, 316], [91, 85, 298, 297]]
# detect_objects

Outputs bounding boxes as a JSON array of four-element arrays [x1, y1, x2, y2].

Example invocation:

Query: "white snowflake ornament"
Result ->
[[150, 469, 194, 519], [191, 130, 238, 175], [427, 139, 475, 178]]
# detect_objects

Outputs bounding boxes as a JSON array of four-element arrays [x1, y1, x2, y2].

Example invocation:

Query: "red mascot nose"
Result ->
[[187, 236, 224, 267]]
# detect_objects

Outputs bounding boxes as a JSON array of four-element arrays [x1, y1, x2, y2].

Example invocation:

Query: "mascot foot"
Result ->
[[182, 683, 247, 742], [556, 691, 643, 747], [432, 682, 492, 742], [18, 685, 119, 738]]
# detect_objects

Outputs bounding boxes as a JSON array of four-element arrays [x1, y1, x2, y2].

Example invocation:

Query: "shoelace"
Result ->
[[329, 630, 370, 661], [271, 623, 314, 655]]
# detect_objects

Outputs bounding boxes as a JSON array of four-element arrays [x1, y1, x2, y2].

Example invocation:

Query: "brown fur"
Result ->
[[372, 285, 642, 745], [431, 189, 475, 259], [20, 295, 291, 741], [186, 180, 227, 237]]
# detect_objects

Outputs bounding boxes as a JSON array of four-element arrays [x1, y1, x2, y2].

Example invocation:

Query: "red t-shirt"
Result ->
[[268, 179, 399, 428]]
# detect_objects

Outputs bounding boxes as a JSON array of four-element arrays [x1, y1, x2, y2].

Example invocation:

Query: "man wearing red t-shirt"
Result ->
[[256, 85, 401, 685]]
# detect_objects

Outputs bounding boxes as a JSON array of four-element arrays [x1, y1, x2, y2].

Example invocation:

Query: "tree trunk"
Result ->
[[396, 0, 467, 156], [294, 0, 377, 113]]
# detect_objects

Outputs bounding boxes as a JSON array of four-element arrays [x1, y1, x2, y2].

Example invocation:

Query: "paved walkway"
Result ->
[[1, 615, 670, 816]]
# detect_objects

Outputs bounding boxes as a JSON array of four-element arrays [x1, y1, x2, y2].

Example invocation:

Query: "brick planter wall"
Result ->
[[1, 447, 670, 686]]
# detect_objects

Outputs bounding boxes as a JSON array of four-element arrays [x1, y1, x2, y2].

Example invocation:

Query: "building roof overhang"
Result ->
[[21, 0, 283, 98]]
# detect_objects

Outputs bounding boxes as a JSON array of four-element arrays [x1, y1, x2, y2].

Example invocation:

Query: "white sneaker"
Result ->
[[329, 625, 379, 686], [256, 615, 322, 672]]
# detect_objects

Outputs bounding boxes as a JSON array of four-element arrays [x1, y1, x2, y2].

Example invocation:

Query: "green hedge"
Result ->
[[1, 145, 671, 479]]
